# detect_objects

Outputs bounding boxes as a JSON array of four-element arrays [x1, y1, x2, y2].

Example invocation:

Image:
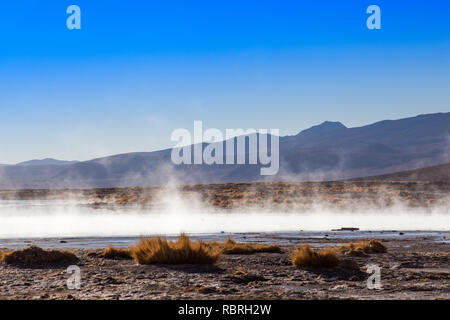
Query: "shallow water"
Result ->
[[0, 230, 448, 250], [0, 200, 448, 249]]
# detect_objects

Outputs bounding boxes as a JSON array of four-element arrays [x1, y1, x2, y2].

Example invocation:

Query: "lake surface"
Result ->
[[0, 231, 448, 249], [0, 200, 448, 248]]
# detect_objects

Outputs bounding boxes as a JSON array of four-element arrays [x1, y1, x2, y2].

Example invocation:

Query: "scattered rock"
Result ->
[[197, 286, 218, 294], [230, 273, 267, 284], [398, 261, 424, 269], [339, 259, 360, 271], [331, 227, 359, 231], [344, 248, 367, 257], [330, 284, 348, 291]]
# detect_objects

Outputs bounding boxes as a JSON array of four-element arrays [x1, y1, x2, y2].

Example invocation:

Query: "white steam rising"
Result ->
[[0, 198, 448, 239]]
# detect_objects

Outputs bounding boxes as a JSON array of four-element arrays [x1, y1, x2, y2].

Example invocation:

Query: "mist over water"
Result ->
[[0, 200, 448, 239]]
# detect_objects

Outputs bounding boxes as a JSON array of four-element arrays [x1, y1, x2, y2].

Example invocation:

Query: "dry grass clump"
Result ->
[[233, 269, 248, 276], [101, 246, 133, 260], [220, 238, 282, 254], [1, 245, 78, 265], [86, 250, 99, 257], [292, 244, 339, 269], [339, 239, 387, 254], [131, 234, 221, 265]]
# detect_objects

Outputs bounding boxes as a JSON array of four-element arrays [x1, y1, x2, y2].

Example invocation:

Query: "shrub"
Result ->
[[220, 238, 282, 254], [339, 239, 387, 254], [101, 246, 133, 260], [131, 234, 221, 265], [86, 250, 99, 257], [1, 245, 78, 265], [292, 244, 339, 268]]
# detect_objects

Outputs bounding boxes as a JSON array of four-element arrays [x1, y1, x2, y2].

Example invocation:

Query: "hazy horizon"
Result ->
[[1, 111, 449, 165]]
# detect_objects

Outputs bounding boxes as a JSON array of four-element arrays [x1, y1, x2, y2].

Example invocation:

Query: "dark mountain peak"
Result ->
[[297, 121, 347, 136], [1, 112, 449, 189]]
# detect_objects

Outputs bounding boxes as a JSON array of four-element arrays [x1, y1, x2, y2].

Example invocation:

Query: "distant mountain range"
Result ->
[[0, 112, 449, 189], [15, 158, 79, 166], [357, 162, 450, 182]]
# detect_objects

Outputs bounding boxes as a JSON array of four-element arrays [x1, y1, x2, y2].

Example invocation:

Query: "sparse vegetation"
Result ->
[[131, 234, 221, 265], [339, 239, 387, 254], [204, 237, 281, 254], [101, 246, 133, 260], [220, 238, 282, 254], [1, 181, 447, 210], [292, 244, 339, 268], [233, 269, 248, 276], [1, 245, 78, 265], [86, 250, 99, 257], [80, 181, 449, 209]]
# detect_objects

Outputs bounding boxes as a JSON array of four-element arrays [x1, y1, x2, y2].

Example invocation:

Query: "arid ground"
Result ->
[[0, 180, 449, 300], [0, 236, 449, 300], [1, 180, 449, 210]]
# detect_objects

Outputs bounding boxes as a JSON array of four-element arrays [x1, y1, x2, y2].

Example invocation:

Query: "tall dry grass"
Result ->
[[1, 245, 78, 265], [131, 234, 221, 265], [338, 239, 387, 254], [220, 238, 281, 254], [291, 244, 339, 268]]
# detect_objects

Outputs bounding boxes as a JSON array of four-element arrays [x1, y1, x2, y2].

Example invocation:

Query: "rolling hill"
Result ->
[[356, 162, 450, 182], [0, 112, 449, 189]]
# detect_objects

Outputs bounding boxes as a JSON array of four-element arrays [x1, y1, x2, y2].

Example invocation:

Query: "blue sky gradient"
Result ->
[[0, 0, 449, 163]]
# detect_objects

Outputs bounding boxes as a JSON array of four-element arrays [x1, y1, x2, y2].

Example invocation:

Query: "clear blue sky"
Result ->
[[0, 0, 449, 163]]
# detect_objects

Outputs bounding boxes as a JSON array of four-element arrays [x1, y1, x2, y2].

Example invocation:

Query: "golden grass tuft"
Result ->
[[86, 250, 99, 257], [219, 238, 282, 254], [1, 245, 78, 265], [338, 239, 387, 254], [292, 244, 339, 268], [131, 234, 221, 265], [233, 269, 248, 276], [101, 245, 133, 260]]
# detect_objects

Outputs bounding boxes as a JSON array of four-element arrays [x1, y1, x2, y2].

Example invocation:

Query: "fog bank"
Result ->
[[0, 200, 448, 238]]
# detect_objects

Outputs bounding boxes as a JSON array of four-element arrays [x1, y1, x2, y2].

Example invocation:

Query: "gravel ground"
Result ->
[[0, 237, 448, 300]]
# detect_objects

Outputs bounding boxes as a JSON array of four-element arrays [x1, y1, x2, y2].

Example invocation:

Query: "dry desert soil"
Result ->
[[0, 236, 448, 300]]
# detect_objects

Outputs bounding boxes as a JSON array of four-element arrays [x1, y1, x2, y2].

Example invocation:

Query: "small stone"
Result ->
[[339, 259, 360, 271]]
